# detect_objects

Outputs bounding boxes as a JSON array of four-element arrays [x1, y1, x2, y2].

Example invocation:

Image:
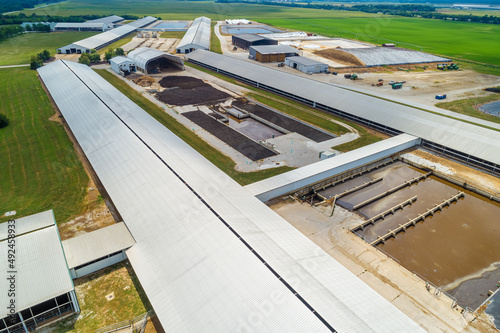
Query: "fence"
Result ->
[[95, 310, 154, 333]]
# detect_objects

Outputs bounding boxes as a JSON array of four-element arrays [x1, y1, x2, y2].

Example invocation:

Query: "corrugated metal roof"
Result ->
[[177, 16, 211, 50], [0, 212, 73, 317], [245, 134, 419, 200], [87, 15, 124, 25], [58, 16, 156, 51], [38, 60, 424, 332], [55, 22, 106, 29], [0, 210, 55, 241], [286, 56, 327, 66], [340, 47, 450, 67], [62, 222, 135, 269], [127, 47, 184, 70], [186, 50, 500, 167], [233, 33, 272, 42], [250, 44, 299, 54]]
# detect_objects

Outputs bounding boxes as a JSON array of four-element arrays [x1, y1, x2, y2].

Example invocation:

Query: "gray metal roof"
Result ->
[[55, 22, 107, 29], [177, 16, 211, 50], [286, 56, 327, 66], [110, 56, 133, 65], [58, 16, 156, 51], [38, 59, 424, 332], [0, 210, 55, 241], [87, 15, 124, 25], [233, 33, 272, 42], [186, 50, 500, 167], [127, 47, 184, 70], [250, 44, 299, 54], [62, 222, 135, 269], [340, 47, 450, 67], [0, 211, 73, 317]]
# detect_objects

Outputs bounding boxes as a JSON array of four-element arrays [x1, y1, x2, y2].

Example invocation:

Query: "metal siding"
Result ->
[[127, 47, 184, 71], [38, 60, 424, 332], [73, 251, 126, 278], [177, 16, 211, 51], [186, 50, 500, 166], [0, 210, 54, 241]]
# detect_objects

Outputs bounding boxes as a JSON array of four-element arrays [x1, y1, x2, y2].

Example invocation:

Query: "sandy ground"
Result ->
[[269, 198, 496, 332]]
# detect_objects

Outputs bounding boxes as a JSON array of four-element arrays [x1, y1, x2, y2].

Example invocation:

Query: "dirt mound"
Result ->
[[157, 85, 230, 106], [158, 75, 206, 89], [314, 49, 365, 67], [134, 75, 155, 87]]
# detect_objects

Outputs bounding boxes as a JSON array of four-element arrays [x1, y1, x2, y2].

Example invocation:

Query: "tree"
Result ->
[[42, 49, 50, 61], [90, 49, 97, 54], [104, 50, 116, 62], [0, 113, 9, 129], [89, 53, 101, 63], [78, 53, 90, 65], [115, 48, 124, 56], [30, 55, 42, 70]]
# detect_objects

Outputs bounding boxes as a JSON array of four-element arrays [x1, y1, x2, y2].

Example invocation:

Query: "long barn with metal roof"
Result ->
[[176, 16, 211, 53], [127, 47, 184, 73], [38, 59, 424, 332], [186, 50, 500, 174], [57, 16, 156, 54]]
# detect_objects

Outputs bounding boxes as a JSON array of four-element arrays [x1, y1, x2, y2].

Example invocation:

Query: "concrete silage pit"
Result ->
[[312, 160, 500, 310]]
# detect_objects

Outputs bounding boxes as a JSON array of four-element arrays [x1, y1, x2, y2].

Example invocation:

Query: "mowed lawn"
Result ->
[[0, 31, 98, 66], [0, 67, 88, 223]]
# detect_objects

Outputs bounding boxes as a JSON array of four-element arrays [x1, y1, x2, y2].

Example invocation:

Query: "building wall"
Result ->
[[111, 61, 135, 74], [57, 44, 89, 54], [285, 58, 328, 73], [232, 36, 277, 50], [71, 251, 127, 279]]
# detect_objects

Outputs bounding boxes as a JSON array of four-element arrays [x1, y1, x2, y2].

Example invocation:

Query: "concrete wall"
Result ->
[[245, 134, 421, 202], [110, 60, 135, 74]]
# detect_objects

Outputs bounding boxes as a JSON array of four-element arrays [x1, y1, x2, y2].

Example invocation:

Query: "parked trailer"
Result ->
[[435, 94, 447, 100]]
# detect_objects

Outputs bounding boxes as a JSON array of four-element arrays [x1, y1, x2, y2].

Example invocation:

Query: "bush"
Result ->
[[78, 53, 90, 65], [115, 48, 124, 56], [0, 113, 9, 128]]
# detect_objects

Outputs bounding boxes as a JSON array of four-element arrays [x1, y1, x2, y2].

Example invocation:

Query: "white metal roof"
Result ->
[[38, 60, 424, 332], [186, 50, 500, 167], [246, 134, 419, 201], [55, 22, 107, 29], [177, 16, 211, 50], [0, 211, 73, 317], [127, 47, 184, 70], [286, 56, 327, 66], [87, 15, 124, 25], [62, 222, 135, 269], [58, 16, 156, 51], [250, 44, 299, 54], [110, 56, 133, 65], [0, 210, 55, 241]]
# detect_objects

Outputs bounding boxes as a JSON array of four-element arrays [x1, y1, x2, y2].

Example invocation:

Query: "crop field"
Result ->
[[0, 67, 88, 224], [0, 31, 98, 66], [20, 0, 500, 69]]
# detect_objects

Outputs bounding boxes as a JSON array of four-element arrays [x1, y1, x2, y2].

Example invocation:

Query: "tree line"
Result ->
[[227, 1, 500, 25], [0, 0, 62, 14], [0, 25, 24, 42], [0, 13, 140, 25]]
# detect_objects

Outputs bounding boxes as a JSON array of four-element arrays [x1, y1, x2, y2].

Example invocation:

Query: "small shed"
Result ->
[[110, 56, 136, 75], [232, 33, 277, 50], [285, 56, 328, 73], [249, 45, 301, 63]]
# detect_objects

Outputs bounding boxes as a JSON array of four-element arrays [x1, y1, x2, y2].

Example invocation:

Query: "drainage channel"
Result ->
[[61, 61, 337, 332]]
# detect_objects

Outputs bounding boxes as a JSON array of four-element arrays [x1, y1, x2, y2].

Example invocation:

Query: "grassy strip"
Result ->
[[210, 22, 222, 54], [0, 68, 88, 224], [95, 69, 294, 185], [159, 31, 186, 39], [186, 62, 383, 152], [436, 93, 500, 125]]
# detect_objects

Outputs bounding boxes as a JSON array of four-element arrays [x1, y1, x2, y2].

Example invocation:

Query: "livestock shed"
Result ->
[[62, 223, 136, 279], [54, 22, 111, 32], [0, 211, 80, 333], [339, 47, 450, 67], [39, 59, 425, 333], [176, 16, 211, 54], [285, 56, 328, 73], [86, 15, 124, 26], [249, 45, 301, 63], [127, 47, 184, 73], [186, 50, 500, 174], [232, 33, 277, 50], [110, 56, 136, 75], [57, 16, 157, 54]]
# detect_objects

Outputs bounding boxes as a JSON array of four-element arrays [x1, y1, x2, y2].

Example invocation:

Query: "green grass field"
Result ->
[[0, 67, 88, 223], [159, 30, 186, 39], [436, 93, 500, 125], [210, 21, 222, 54], [0, 31, 98, 66]]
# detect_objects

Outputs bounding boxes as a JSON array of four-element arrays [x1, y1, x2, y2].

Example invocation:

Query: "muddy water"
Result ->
[[227, 116, 284, 141], [318, 162, 500, 309]]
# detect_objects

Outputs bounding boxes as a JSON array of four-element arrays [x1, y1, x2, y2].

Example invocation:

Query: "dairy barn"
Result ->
[[176, 16, 211, 54], [285, 56, 329, 73]]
